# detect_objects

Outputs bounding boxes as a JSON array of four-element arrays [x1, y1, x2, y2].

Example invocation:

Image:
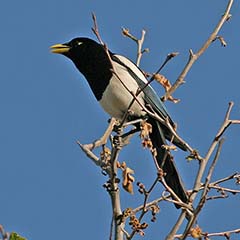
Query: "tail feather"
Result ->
[[147, 117, 188, 208]]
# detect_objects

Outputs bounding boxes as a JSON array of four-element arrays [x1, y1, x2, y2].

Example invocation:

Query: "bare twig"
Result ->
[[131, 195, 167, 214], [127, 177, 159, 239], [76, 118, 116, 173], [91, 13, 104, 45], [160, 177, 193, 212], [190, 102, 238, 203], [76, 141, 99, 163], [136, 30, 147, 67], [203, 228, 240, 238], [210, 172, 239, 186], [202, 138, 225, 198], [180, 138, 225, 239], [144, 107, 195, 154], [167, 212, 188, 239], [191, 172, 240, 197], [166, 101, 239, 240], [174, 228, 240, 239], [140, 52, 178, 95], [162, 0, 234, 101], [122, 28, 148, 66], [209, 185, 240, 195]]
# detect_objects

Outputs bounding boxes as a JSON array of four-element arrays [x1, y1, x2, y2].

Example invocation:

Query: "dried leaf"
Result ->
[[140, 223, 148, 229], [122, 208, 132, 217], [190, 226, 202, 239], [100, 147, 111, 162], [122, 166, 135, 194], [140, 120, 152, 139], [140, 120, 154, 150], [142, 139, 153, 149], [154, 74, 171, 90], [153, 74, 180, 103], [150, 204, 160, 215]]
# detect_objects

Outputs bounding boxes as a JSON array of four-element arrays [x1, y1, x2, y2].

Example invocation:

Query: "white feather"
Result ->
[[99, 55, 146, 119]]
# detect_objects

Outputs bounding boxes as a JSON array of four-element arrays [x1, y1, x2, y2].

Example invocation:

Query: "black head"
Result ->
[[50, 37, 113, 100], [50, 37, 101, 60]]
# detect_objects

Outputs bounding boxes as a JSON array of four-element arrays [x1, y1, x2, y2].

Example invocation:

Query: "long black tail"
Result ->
[[147, 117, 188, 208]]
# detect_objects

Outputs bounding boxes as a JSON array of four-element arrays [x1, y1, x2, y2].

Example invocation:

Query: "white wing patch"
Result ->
[[99, 55, 147, 120], [113, 55, 148, 84]]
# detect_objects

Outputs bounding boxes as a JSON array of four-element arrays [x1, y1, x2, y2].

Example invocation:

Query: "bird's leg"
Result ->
[[120, 127, 140, 147], [113, 117, 144, 147], [122, 118, 144, 127]]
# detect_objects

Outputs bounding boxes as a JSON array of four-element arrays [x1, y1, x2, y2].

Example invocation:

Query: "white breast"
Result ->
[[99, 56, 146, 120]]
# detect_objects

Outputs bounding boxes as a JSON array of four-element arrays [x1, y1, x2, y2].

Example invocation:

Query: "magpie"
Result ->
[[50, 37, 188, 207]]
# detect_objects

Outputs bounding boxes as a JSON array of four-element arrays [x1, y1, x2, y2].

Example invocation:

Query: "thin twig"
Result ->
[[174, 228, 240, 239], [127, 177, 159, 239], [191, 102, 237, 202], [162, 0, 234, 101], [132, 195, 169, 214], [76, 118, 116, 173], [91, 13, 104, 45], [166, 102, 238, 240], [203, 228, 240, 238], [167, 212, 187, 240], [202, 138, 225, 198], [209, 185, 240, 195], [122, 28, 148, 66], [180, 138, 225, 239], [136, 29, 147, 67], [210, 172, 239, 186], [76, 141, 99, 163], [160, 177, 193, 212]]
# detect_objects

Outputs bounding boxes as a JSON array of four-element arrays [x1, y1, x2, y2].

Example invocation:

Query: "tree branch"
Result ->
[[122, 28, 148, 67], [162, 0, 234, 101]]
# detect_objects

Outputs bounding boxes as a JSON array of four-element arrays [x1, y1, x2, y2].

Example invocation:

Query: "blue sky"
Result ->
[[1, 1, 240, 239]]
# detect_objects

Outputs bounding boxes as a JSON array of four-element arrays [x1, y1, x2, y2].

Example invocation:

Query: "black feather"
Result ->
[[147, 117, 188, 207]]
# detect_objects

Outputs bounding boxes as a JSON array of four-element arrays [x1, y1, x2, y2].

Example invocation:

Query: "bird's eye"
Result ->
[[77, 42, 83, 46]]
